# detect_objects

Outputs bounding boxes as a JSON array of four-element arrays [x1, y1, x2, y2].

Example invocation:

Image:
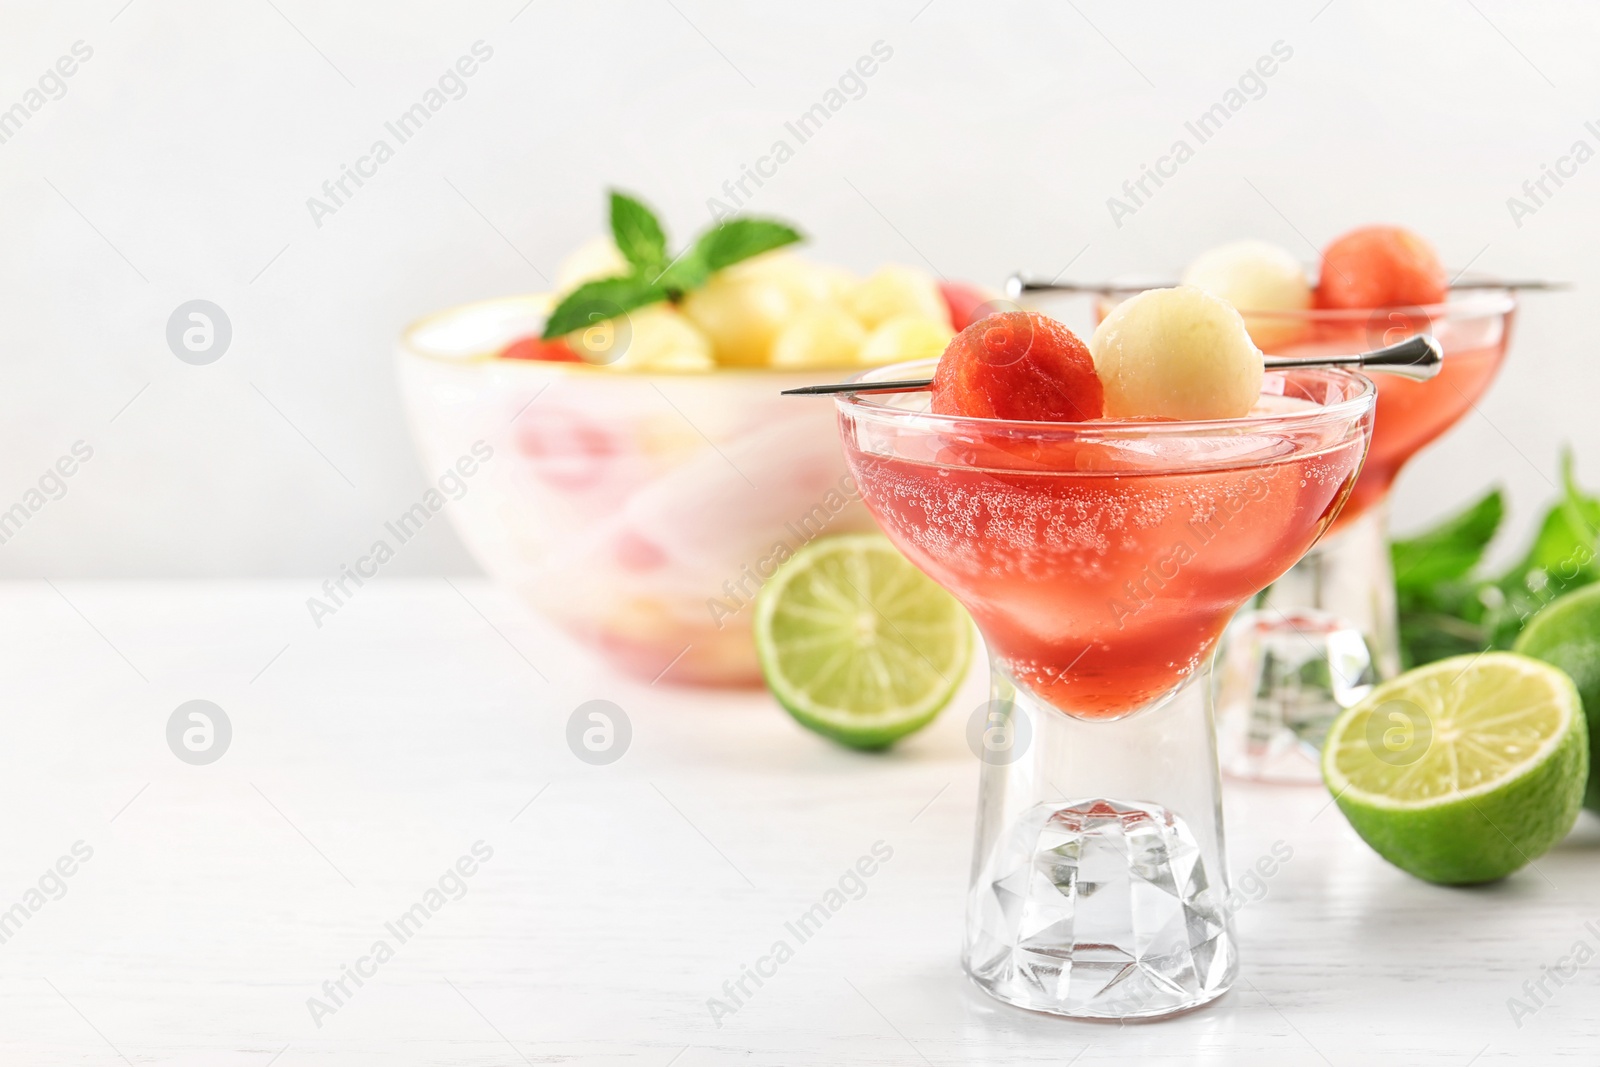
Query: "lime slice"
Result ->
[[1515, 584, 1600, 811], [754, 533, 971, 750], [1322, 652, 1587, 884]]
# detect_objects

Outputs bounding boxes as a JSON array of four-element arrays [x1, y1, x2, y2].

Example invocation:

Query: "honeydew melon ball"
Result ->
[[556, 236, 630, 294], [770, 305, 868, 369], [680, 269, 800, 367], [1181, 240, 1311, 350], [1089, 286, 1263, 420], [733, 252, 855, 308], [858, 315, 955, 366], [846, 265, 946, 330], [602, 305, 714, 371]]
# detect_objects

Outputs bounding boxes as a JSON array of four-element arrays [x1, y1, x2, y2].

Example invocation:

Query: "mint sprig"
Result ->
[[1392, 448, 1600, 668], [541, 190, 802, 341]]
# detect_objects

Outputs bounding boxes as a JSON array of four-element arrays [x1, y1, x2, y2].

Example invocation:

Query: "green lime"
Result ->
[[754, 533, 971, 750], [1321, 652, 1587, 885], [1515, 583, 1600, 811]]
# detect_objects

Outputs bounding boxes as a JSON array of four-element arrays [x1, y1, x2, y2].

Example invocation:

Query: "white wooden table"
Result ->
[[3, 580, 1597, 1065]]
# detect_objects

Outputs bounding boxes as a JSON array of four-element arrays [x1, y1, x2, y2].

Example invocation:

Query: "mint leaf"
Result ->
[[1542, 444, 1600, 575], [1392, 487, 1504, 668], [1562, 446, 1600, 508], [1474, 449, 1600, 648], [653, 250, 710, 295], [692, 218, 803, 273], [541, 275, 666, 340], [609, 191, 667, 273], [1391, 488, 1503, 593], [1495, 450, 1600, 592]]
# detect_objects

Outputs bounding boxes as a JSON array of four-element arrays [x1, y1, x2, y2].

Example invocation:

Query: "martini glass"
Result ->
[[836, 360, 1374, 1019], [1202, 291, 1513, 782]]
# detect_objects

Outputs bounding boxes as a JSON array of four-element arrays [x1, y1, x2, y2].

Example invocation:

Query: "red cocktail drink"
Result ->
[[848, 406, 1367, 718], [1238, 293, 1514, 529]]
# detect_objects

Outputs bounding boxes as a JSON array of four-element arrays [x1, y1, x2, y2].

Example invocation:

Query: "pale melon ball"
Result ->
[[811, 264, 858, 304], [770, 305, 868, 369], [591, 305, 713, 371], [730, 251, 855, 307], [1181, 240, 1311, 349], [858, 315, 955, 366], [680, 269, 799, 367], [1089, 286, 1263, 420], [846, 265, 946, 330], [556, 236, 630, 294]]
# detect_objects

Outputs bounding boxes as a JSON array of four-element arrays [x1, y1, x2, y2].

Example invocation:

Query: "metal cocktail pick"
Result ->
[[1006, 274, 1567, 297], [780, 333, 1442, 397]]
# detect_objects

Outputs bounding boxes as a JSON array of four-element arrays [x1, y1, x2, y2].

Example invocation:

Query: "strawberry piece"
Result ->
[[930, 311, 1104, 422], [501, 336, 582, 362], [1314, 225, 1447, 309]]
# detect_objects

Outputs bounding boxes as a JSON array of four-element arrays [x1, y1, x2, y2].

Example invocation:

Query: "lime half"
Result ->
[[754, 534, 971, 749], [1514, 583, 1600, 811], [1322, 652, 1587, 885]]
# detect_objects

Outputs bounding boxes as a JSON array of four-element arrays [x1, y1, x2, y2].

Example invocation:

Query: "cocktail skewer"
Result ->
[[1005, 274, 1567, 298], [781, 334, 1442, 397]]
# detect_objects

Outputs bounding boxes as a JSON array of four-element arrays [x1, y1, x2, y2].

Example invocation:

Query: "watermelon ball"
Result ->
[[938, 281, 996, 332], [501, 336, 581, 362], [929, 311, 1104, 422], [1315, 225, 1448, 309]]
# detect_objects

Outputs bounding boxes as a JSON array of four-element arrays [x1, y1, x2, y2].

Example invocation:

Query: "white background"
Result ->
[[1, 0, 1596, 578]]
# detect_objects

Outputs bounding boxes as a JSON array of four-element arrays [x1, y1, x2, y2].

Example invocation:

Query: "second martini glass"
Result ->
[[1212, 291, 1514, 781], [1077, 286, 1516, 782], [837, 359, 1375, 1019]]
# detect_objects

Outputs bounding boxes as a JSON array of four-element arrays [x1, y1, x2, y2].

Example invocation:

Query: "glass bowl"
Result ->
[[397, 294, 875, 686]]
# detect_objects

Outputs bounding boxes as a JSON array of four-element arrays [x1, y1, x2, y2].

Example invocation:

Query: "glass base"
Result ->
[[966, 798, 1236, 1019], [1216, 609, 1378, 783], [963, 664, 1237, 1020], [1215, 504, 1395, 784]]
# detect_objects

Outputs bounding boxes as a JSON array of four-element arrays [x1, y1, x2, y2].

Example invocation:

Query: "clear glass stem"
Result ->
[[963, 657, 1238, 1019], [1215, 502, 1396, 783]]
